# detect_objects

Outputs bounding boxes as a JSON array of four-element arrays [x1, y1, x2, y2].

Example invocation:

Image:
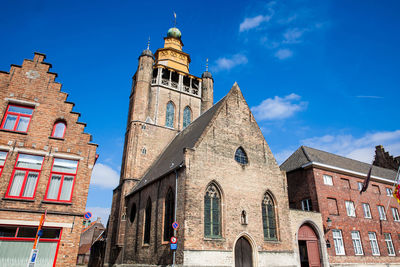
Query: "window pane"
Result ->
[[53, 123, 66, 138], [47, 175, 62, 199], [9, 170, 25, 196], [183, 107, 191, 128], [16, 116, 30, 132], [0, 151, 7, 166], [165, 102, 174, 128], [22, 172, 38, 197], [41, 228, 61, 239], [3, 115, 17, 130], [52, 158, 78, 174], [0, 226, 17, 237], [8, 106, 33, 115], [59, 176, 74, 201], [17, 154, 43, 170], [17, 227, 38, 238]]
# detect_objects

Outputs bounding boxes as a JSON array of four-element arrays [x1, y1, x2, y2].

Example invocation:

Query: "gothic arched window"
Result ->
[[165, 101, 175, 128], [183, 106, 191, 128], [262, 193, 277, 240], [144, 197, 152, 244], [163, 188, 175, 241], [235, 147, 248, 165], [204, 183, 221, 238], [129, 203, 137, 223]]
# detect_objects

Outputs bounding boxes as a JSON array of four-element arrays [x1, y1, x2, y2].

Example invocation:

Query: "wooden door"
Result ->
[[235, 237, 253, 267], [298, 224, 321, 267]]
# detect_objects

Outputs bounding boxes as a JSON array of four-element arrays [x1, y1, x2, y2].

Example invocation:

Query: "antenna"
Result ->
[[147, 37, 150, 50]]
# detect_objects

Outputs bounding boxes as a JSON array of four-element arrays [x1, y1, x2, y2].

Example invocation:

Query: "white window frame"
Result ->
[[378, 205, 387, 221], [384, 233, 395, 256], [332, 229, 345, 255], [351, 231, 364, 255], [392, 207, 400, 222], [369, 232, 380, 256], [357, 182, 363, 191], [301, 198, 312, 211], [323, 174, 333, 185], [386, 188, 393, 196], [363, 203, 372, 219], [345, 201, 356, 217]]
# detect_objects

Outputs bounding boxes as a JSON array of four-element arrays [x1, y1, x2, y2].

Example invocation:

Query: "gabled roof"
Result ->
[[128, 92, 229, 195], [280, 146, 397, 181]]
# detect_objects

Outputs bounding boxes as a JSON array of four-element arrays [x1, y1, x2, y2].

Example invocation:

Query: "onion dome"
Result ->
[[167, 27, 182, 39], [202, 71, 213, 79]]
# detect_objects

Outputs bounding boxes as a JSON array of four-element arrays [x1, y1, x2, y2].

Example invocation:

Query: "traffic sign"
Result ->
[[170, 236, 177, 244], [84, 211, 92, 220], [28, 249, 39, 266], [172, 221, 179, 230], [170, 243, 177, 250]]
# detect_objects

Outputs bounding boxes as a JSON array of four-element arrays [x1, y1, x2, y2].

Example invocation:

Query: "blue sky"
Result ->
[[1, 0, 399, 222]]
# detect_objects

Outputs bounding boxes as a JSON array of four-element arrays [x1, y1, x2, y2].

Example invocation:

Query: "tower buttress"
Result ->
[[201, 70, 214, 113]]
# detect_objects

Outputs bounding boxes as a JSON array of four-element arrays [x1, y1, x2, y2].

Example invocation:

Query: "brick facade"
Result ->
[[0, 52, 97, 266], [283, 146, 400, 266]]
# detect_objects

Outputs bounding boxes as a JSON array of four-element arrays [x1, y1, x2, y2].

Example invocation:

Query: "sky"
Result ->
[[1, 0, 399, 223]]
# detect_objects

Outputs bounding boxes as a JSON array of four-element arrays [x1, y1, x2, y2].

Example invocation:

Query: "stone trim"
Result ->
[[0, 219, 73, 228], [4, 98, 40, 107]]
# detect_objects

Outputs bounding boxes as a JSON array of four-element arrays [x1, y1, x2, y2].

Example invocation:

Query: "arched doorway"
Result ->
[[298, 224, 321, 267], [235, 236, 253, 267]]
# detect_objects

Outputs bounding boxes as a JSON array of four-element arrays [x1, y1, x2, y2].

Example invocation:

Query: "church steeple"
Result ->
[[154, 27, 191, 73]]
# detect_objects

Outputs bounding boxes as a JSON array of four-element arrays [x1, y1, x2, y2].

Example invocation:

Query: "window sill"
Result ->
[[2, 197, 35, 202], [48, 136, 65, 141], [264, 239, 279, 243], [41, 200, 72, 205], [203, 237, 225, 242], [142, 244, 150, 248], [0, 129, 28, 135]]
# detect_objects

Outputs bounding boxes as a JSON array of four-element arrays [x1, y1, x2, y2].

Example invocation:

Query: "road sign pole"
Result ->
[[173, 169, 178, 267]]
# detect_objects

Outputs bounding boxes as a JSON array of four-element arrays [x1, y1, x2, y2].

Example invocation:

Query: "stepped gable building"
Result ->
[[0, 53, 98, 266], [281, 146, 400, 267], [106, 26, 329, 267], [373, 145, 400, 172]]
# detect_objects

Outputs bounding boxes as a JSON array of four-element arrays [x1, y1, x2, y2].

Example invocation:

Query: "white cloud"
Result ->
[[275, 149, 295, 165], [301, 130, 400, 163], [85, 206, 110, 225], [239, 15, 272, 32], [212, 54, 248, 72], [251, 93, 307, 120], [356, 95, 384, 99], [283, 28, 306, 44], [91, 163, 119, 189], [274, 49, 293, 59]]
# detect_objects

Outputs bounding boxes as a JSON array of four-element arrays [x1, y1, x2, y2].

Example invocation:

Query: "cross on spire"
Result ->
[[147, 37, 150, 50], [206, 58, 209, 72]]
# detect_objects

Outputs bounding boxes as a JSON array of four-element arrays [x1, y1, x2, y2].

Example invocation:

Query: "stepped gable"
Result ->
[[281, 146, 397, 181]]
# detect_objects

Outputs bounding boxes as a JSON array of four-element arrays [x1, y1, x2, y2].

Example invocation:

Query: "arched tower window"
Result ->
[[262, 193, 277, 240], [163, 188, 175, 241], [183, 106, 191, 128], [165, 102, 175, 128], [51, 121, 66, 138], [235, 147, 248, 165], [144, 197, 152, 244], [204, 183, 221, 238]]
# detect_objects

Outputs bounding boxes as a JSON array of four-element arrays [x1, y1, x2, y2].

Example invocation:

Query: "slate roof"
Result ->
[[280, 146, 397, 181], [129, 95, 227, 195]]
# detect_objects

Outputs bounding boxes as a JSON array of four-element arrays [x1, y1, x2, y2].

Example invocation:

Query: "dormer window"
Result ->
[[51, 121, 66, 138], [235, 147, 248, 165]]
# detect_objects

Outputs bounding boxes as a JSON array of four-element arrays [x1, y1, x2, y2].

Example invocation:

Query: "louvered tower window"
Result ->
[[204, 184, 221, 238], [262, 193, 277, 240], [163, 188, 175, 241], [235, 147, 248, 165], [165, 102, 175, 128], [183, 106, 191, 128], [144, 197, 152, 244]]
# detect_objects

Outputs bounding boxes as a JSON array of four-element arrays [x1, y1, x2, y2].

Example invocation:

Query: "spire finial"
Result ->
[[147, 37, 150, 50], [173, 12, 177, 27], [206, 58, 209, 72]]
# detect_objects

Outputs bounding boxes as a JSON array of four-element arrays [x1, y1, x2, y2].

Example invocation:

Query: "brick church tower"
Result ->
[[105, 26, 213, 264]]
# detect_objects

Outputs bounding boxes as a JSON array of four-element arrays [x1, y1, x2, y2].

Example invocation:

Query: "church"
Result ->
[[105, 26, 328, 267]]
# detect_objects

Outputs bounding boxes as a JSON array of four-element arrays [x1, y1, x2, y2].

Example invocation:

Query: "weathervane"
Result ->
[[147, 36, 150, 50], [173, 12, 177, 27], [206, 58, 209, 72]]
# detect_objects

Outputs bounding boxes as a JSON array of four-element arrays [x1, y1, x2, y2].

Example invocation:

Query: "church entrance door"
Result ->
[[298, 224, 321, 267], [234, 236, 253, 267]]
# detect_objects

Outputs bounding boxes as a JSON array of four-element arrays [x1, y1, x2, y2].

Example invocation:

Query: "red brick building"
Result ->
[[0, 52, 98, 266], [281, 146, 400, 266]]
